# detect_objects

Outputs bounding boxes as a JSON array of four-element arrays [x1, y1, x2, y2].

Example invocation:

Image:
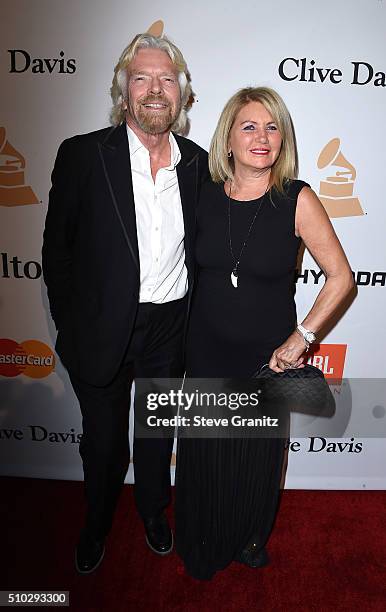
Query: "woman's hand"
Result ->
[[268, 331, 307, 372]]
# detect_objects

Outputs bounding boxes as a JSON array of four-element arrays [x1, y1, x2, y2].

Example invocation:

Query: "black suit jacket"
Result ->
[[42, 123, 208, 386]]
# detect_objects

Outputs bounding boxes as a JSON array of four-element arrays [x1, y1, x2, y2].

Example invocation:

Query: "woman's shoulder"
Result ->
[[200, 178, 225, 200], [283, 178, 311, 199]]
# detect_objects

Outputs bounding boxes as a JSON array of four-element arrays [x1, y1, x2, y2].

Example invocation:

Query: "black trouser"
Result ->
[[70, 296, 187, 540]]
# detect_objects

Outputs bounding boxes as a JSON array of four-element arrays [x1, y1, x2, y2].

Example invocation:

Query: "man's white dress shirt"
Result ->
[[126, 125, 188, 304]]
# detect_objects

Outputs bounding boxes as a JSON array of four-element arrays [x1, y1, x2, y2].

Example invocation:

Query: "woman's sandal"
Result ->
[[235, 543, 270, 568]]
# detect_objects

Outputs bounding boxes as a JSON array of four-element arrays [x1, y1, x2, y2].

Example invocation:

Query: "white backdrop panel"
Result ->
[[1, 0, 385, 488]]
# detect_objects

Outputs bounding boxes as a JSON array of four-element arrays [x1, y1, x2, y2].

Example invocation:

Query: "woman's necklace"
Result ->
[[228, 182, 268, 288]]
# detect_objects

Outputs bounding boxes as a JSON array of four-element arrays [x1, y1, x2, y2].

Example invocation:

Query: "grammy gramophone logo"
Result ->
[[0, 127, 39, 207], [317, 138, 363, 218], [147, 19, 164, 36]]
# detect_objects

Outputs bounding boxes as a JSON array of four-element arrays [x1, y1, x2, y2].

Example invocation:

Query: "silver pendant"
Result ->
[[231, 271, 238, 288]]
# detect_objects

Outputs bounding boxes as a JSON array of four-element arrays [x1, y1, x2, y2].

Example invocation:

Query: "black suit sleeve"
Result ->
[[42, 138, 82, 329], [200, 150, 210, 185]]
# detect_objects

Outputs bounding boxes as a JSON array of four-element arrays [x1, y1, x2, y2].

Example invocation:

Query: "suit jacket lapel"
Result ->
[[98, 124, 140, 273], [175, 135, 199, 281], [98, 127, 200, 280]]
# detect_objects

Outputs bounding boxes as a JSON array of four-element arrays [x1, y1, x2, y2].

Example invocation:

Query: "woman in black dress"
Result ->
[[175, 87, 354, 580]]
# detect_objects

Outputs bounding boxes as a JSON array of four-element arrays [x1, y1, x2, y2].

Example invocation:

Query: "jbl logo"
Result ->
[[307, 344, 347, 381]]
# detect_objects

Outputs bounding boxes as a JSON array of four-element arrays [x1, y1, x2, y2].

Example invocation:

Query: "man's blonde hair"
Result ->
[[110, 33, 192, 135]]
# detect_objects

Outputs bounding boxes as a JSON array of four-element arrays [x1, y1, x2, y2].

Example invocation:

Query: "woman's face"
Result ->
[[228, 101, 282, 176]]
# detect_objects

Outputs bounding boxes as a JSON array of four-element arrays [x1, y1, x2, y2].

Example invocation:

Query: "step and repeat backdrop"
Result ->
[[1, 0, 385, 488]]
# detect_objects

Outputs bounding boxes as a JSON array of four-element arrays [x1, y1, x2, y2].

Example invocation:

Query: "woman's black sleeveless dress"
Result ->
[[175, 179, 309, 580]]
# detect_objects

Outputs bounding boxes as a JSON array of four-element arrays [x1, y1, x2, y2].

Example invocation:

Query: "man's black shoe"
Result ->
[[143, 513, 173, 555], [75, 531, 105, 574]]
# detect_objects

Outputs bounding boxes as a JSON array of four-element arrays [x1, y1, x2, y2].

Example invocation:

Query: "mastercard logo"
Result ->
[[0, 339, 55, 378]]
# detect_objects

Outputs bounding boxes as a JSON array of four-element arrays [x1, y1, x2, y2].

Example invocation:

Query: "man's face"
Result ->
[[126, 48, 181, 135]]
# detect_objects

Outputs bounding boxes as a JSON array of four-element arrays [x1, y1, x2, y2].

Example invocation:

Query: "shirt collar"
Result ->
[[126, 124, 181, 170]]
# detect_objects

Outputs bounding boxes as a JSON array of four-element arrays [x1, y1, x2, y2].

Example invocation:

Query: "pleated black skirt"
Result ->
[[175, 325, 287, 580], [175, 435, 285, 580]]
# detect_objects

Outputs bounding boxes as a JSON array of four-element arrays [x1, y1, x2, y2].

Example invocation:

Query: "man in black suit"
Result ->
[[42, 33, 208, 574]]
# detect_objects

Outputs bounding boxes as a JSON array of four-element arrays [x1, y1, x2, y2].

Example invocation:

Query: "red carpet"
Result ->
[[1, 478, 385, 611]]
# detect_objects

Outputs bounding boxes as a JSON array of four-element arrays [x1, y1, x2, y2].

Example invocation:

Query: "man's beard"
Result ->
[[129, 95, 180, 135]]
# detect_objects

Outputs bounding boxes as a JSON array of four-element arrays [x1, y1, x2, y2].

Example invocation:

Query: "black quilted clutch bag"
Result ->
[[252, 364, 335, 416]]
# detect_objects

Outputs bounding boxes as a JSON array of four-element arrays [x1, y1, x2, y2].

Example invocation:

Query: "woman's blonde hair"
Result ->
[[209, 87, 298, 192], [110, 33, 193, 135]]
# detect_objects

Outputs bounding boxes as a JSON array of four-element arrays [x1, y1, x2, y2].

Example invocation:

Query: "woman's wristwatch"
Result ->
[[296, 324, 316, 351]]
